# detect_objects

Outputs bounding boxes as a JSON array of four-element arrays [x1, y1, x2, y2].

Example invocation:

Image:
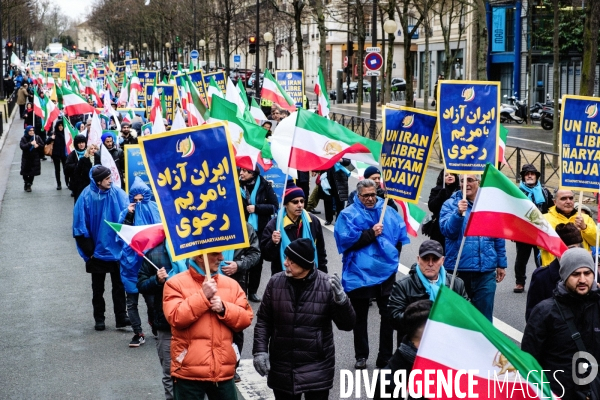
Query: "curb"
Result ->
[[0, 105, 18, 153]]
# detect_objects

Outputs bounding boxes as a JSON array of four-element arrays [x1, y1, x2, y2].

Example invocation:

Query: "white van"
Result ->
[[45, 43, 63, 56]]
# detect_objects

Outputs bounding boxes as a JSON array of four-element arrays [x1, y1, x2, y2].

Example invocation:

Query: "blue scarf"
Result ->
[[334, 162, 351, 177], [415, 265, 447, 301], [219, 249, 235, 269], [75, 149, 86, 159], [189, 258, 222, 277], [519, 181, 545, 206], [166, 243, 189, 279], [240, 178, 260, 231], [277, 208, 318, 270]]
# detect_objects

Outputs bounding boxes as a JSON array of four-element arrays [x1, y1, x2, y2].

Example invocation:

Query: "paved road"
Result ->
[[0, 114, 535, 399]]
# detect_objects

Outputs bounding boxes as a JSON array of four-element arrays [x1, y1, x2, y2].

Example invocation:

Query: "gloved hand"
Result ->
[[330, 273, 347, 305], [253, 352, 270, 377]]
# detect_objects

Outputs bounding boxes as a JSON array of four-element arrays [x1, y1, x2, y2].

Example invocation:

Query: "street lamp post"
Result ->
[[142, 43, 148, 67], [383, 19, 397, 104], [263, 32, 273, 73], [199, 39, 205, 71], [369, 0, 378, 139], [165, 42, 171, 68], [254, 0, 260, 98]]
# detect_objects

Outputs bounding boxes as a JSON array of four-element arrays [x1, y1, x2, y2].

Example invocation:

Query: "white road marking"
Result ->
[[507, 135, 553, 146]]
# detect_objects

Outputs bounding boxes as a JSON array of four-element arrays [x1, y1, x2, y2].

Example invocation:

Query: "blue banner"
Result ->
[[259, 160, 286, 205], [124, 144, 153, 199], [276, 70, 304, 108], [438, 81, 500, 174], [492, 8, 506, 53], [560, 95, 600, 191], [46, 67, 61, 80], [125, 59, 139, 73], [139, 122, 249, 260], [176, 71, 208, 107], [74, 62, 86, 77], [115, 65, 126, 85], [145, 84, 176, 124], [381, 106, 437, 203], [203, 71, 226, 94], [138, 70, 158, 107]]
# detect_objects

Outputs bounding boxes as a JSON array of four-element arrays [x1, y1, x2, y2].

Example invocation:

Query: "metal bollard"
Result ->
[[0, 112, 3, 136]]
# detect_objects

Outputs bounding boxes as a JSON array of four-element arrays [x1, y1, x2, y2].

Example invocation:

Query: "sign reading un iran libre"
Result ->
[[560, 95, 600, 191], [438, 81, 500, 174], [138, 122, 249, 261]]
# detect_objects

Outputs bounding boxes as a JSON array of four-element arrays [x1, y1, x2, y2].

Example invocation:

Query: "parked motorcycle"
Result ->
[[540, 108, 554, 131], [500, 95, 526, 124]]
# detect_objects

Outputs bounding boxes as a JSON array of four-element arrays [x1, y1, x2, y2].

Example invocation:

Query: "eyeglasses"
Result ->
[[459, 178, 479, 184], [359, 193, 377, 198], [290, 199, 304, 204]]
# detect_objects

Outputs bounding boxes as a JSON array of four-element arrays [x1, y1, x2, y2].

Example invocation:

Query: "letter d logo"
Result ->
[[572, 351, 598, 385]]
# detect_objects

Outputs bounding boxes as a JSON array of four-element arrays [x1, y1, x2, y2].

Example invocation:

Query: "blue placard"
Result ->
[[145, 84, 177, 124], [275, 70, 304, 108], [492, 8, 506, 53], [259, 160, 286, 205], [438, 81, 500, 174], [138, 122, 249, 260], [138, 70, 158, 107], [233, 54, 241, 63], [124, 144, 153, 199], [560, 95, 600, 191], [381, 107, 437, 203], [203, 71, 226, 94]]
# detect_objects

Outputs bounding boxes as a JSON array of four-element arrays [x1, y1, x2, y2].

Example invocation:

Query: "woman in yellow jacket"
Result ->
[[540, 190, 597, 266]]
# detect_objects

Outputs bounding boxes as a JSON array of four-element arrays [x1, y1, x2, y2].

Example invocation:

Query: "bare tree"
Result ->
[[396, 0, 425, 107], [580, 0, 600, 96]]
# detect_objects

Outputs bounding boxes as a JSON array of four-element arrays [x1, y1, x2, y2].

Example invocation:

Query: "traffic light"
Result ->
[[6, 41, 13, 57], [72, 45, 77, 50], [249, 36, 256, 54], [347, 40, 354, 58]]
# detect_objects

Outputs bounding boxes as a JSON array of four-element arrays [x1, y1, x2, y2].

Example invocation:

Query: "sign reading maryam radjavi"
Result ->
[[438, 81, 500, 174], [380, 106, 437, 203], [138, 122, 249, 261], [124, 144, 153, 200], [560, 95, 600, 191]]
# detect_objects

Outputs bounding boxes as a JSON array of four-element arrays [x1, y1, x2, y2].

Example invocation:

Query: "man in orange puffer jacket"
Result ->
[[163, 251, 254, 399]]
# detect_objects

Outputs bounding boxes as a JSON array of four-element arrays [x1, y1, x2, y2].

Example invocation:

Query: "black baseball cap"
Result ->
[[419, 240, 444, 258]]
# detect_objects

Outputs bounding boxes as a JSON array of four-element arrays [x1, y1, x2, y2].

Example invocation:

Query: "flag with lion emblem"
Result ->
[[288, 108, 381, 171], [411, 286, 559, 399]]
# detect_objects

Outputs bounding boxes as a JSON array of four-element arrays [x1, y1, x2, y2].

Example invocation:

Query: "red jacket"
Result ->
[[163, 268, 253, 382]]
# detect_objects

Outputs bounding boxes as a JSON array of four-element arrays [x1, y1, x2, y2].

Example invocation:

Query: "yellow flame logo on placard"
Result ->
[[462, 87, 476, 102], [176, 136, 195, 158], [586, 104, 598, 118], [402, 114, 414, 128]]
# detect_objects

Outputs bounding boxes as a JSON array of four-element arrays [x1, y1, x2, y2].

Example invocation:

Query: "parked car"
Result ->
[[391, 77, 406, 92]]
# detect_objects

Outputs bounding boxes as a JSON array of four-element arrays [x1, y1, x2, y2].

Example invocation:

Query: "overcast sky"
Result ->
[[56, 0, 93, 21]]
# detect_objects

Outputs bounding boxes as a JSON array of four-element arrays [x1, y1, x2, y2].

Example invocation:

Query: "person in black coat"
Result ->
[[522, 248, 600, 400], [65, 134, 87, 191], [253, 238, 356, 400], [94, 133, 124, 186], [239, 167, 279, 302], [46, 120, 69, 190], [20, 125, 44, 192], [426, 170, 459, 251], [71, 143, 99, 202]]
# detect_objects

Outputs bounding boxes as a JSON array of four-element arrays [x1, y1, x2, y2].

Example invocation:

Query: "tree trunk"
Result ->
[[424, 21, 430, 111], [315, 0, 327, 78], [552, 0, 559, 155], [294, 0, 304, 70], [356, 3, 366, 115], [580, 1, 599, 96]]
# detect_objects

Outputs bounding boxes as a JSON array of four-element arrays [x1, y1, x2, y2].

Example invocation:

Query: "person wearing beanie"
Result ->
[[424, 170, 459, 252], [540, 189, 597, 267], [525, 223, 584, 321], [65, 134, 89, 197], [120, 121, 138, 146], [238, 167, 279, 302], [334, 178, 410, 370], [94, 132, 125, 188], [522, 247, 600, 399], [19, 125, 44, 192], [73, 165, 130, 331], [253, 238, 356, 399], [513, 164, 554, 293], [347, 165, 398, 212], [261, 182, 328, 276], [45, 120, 69, 190]]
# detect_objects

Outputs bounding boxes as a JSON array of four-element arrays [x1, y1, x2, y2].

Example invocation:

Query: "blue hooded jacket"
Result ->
[[334, 194, 410, 292], [439, 190, 507, 273], [73, 165, 130, 262], [117, 177, 161, 293]]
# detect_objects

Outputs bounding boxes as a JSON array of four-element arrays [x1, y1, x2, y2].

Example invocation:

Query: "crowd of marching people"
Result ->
[[10, 59, 600, 399]]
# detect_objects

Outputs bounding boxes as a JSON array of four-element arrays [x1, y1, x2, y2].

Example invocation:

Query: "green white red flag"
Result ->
[[261, 69, 296, 112], [184, 74, 207, 126], [105, 221, 165, 256], [289, 108, 381, 171], [315, 67, 330, 118], [396, 200, 426, 237], [250, 97, 267, 123], [61, 84, 96, 116], [207, 76, 224, 108], [499, 125, 508, 165], [412, 286, 559, 400], [33, 92, 45, 119], [43, 97, 60, 131], [63, 116, 78, 153], [465, 163, 567, 258]]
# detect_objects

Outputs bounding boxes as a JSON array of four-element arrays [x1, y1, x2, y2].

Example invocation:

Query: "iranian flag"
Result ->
[[396, 200, 426, 237], [127, 73, 142, 107], [226, 77, 246, 116], [63, 116, 78, 153], [206, 76, 224, 108], [465, 163, 567, 258], [237, 79, 250, 109], [47, 74, 55, 90], [43, 98, 60, 131], [33, 92, 45, 119], [250, 97, 267, 123], [122, 109, 134, 124], [105, 221, 165, 257], [261, 69, 296, 112], [185, 74, 207, 126], [61, 84, 97, 116], [499, 124, 508, 165], [85, 79, 103, 108], [315, 66, 330, 118], [117, 75, 130, 107], [209, 95, 266, 170], [289, 108, 381, 171], [412, 286, 559, 400], [149, 84, 162, 125], [179, 79, 189, 112]]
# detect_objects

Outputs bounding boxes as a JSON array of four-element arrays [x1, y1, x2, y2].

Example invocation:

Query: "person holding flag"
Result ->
[[238, 167, 279, 303], [44, 120, 69, 190], [19, 125, 45, 192], [94, 132, 125, 188], [334, 178, 409, 370]]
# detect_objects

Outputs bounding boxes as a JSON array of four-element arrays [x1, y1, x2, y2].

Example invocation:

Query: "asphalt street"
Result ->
[[0, 112, 536, 399]]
